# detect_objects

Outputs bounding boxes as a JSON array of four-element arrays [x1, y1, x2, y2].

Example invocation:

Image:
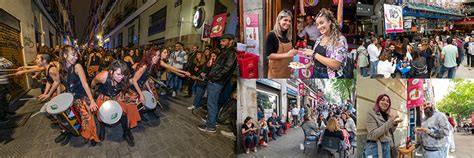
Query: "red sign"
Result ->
[[202, 24, 211, 40], [407, 79, 424, 108], [298, 83, 305, 96], [210, 13, 227, 38]]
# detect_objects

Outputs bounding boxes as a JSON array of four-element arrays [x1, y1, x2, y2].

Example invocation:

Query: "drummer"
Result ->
[[129, 47, 190, 111], [91, 60, 138, 146], [59, 45, 100, 146], [86, 48, 102, 77], [36, 54, 61, 101]]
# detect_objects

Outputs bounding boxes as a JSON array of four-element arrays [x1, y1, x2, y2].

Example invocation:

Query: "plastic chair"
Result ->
[[302, 127, 318, 153], [321, 136, 345, 158]]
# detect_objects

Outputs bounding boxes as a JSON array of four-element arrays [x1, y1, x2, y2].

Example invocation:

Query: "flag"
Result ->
[[337, 0, 343, 29]]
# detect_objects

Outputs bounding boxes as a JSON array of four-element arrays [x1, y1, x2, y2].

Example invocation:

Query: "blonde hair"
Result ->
[[326, 117, 340, 132], [273, 10, 293, 40], [316, 8, 342, 47]]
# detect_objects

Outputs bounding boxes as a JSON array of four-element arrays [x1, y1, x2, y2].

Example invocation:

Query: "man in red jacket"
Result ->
[[446, 113, 456, 152]]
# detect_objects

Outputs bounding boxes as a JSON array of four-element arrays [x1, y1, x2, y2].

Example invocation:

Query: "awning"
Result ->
[[403, 3, 464, 20], [455, 19, 474, 25]]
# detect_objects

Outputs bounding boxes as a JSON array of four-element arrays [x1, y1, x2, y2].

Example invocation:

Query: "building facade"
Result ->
[[85, 0, 237, 49]]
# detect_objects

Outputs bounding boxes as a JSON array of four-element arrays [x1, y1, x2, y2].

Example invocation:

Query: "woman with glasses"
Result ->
[[310, 8, 349, 78], [265, 10, 298, 78]]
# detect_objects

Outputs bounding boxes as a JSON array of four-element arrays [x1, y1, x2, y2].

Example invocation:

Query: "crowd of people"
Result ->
[[242, 99, 357, 156], [356, 33, 474, 78], [265, 8, 352, 79], [362, 94, 457, 158], [9, 34, 237, 147]]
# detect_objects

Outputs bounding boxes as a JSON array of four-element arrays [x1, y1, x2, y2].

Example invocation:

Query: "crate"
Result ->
[[237, 52, 259, 78]]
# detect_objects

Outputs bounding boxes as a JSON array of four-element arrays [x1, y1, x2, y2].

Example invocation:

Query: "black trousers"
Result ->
[[0, 86, 9, 119]]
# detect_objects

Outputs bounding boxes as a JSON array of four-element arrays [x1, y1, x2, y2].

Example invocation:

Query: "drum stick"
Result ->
[[0, 69, 18, 72], [19, 98, 36, 101]]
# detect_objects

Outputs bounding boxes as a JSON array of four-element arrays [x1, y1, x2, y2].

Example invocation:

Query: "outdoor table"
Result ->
[[398, 145, 415, 158]]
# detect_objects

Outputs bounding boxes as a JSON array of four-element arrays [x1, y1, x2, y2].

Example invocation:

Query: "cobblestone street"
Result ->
[[0, 89, 234, 157]]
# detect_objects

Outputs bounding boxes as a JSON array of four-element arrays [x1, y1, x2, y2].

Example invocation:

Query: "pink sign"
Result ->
[[407, 79, 424, 108], [298, 83, 305, 96]]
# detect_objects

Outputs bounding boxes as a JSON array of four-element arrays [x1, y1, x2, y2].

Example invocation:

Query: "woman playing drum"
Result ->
[[59, 45, 100, 146], [91, 60, 138, 146]]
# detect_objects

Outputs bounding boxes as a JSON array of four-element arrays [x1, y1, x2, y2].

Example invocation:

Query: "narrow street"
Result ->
[[0, 89, 234, 157]]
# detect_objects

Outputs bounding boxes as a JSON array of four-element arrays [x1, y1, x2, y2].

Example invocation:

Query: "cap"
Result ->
[[220, 34, 235, 40]]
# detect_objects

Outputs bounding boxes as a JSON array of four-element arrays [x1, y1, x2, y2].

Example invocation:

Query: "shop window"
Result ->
[[118, 33, 123, 48], [148, 7, 167, 36], [257, 90, 280, 120], [128, 25, 135, 46]]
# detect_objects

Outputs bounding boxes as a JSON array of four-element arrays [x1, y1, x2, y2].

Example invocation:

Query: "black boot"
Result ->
[[91, 140, 97, 147], [54, 131, 67, 143], [60, 132, 71, 146], [121, 115, 134, 146], [123, 132, 135, 146], [99, 123, 105, 141]]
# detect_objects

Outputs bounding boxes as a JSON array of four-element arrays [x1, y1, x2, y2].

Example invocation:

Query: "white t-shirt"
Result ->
[[292, 108, 299, 116], [377, 60, 396, 78], [468, 42, 474, 55], [367, 44, 380, 62]]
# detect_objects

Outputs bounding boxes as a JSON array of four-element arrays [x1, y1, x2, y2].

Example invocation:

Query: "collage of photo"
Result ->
[[1, 0, 473, 158]]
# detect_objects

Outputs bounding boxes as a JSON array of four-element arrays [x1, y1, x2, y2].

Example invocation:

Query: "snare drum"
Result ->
[[98, 100, 123, 125], [137, 91, 157, 111], [46, 93, 81, 136]]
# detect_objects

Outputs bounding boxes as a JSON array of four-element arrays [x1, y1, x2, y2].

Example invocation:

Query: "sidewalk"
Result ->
[[448, 131, 473, 158]]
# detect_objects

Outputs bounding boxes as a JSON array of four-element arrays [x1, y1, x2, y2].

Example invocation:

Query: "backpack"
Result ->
[[342, 55, 354, 78]]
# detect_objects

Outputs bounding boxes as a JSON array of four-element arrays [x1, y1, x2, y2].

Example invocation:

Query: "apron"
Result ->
[[267, 33, 293, 78]]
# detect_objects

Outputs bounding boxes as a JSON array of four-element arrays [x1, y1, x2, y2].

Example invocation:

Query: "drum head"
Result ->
[[142, 91, 156, 109], [98, 100, 123, 125], [46, 93, 74, 114]]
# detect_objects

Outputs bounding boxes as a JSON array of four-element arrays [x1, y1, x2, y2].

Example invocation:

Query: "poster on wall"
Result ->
[[298, 83, 305, 96], [384, 4, 404, 33], [407, 79, 424, 108], [210, 13, 227, 38], [201, 23, 211, 41], [245, 12, 259, 56]]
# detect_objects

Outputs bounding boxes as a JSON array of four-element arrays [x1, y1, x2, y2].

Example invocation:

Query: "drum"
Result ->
[[98, 100, 123, 125], [137, 91, 156, 111], [45, 93, 81, 136]]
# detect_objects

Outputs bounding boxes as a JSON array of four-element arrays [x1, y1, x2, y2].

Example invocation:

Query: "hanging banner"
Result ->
[[407, 79, 424, 108], [210, 13, 227, 38], [201, 23, 211, 41], [245, 12, 259, 56], [298, 83, 305, 96], [384, 4, 404, 33]]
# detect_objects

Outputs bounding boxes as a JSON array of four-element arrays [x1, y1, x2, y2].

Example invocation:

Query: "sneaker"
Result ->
[[54, 132, 67, 143], [450, 149, 455, 153], [160, 92, 167, 95], [197, 125, 216, 133], [187, 105, 196, 110], [253, 148, 257, 152], [220, 130, 236, 140], [245, 149, 250, 154], [262, 142, 268, 147], [172, 91, 176, 97]]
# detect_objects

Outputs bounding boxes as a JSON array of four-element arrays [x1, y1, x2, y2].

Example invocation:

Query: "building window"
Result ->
[[118, 33, 123, 48], [148, 6, 166, 36], [128, 25, 134, 46]]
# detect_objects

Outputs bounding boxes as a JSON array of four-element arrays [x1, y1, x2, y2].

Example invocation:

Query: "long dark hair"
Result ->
[[108, 60, 130, 93], [136, 47, 161, 75], [59, 45, 78, 82]]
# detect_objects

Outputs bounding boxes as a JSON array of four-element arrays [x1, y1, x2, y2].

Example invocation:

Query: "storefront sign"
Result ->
[[245, 12, 259, 55], [193, 8, 205, 28], [384, 4, 404, 33], [404, 20, 412, 29], [298, 83, 305, 96], [210, 13, 227, 38], [287, 88, 298, 96], [407, 79, 424, 108], [357, 4, 373, 16], [257, 79, 281, 90]]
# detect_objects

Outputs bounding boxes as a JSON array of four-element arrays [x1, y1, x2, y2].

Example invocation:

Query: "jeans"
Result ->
[[360, 66, 369, 77], [167, 74, 182, 92], [260, 128, 269, 143], [217, 80, 234, 109], [205, 82, 224, 129], [186, 78, 194, 95], [293, 115, 298, 126], [370, 60, 379, 77], [363, 141, 390, 158], [467, 53, 471, 65], [192, 84, 207, 108], [269, 125, 281, 138], [424, 147, 447, 158], [312, 67, 329, 78], [437, 66, 456, 78], [244, 133, 258, 149]]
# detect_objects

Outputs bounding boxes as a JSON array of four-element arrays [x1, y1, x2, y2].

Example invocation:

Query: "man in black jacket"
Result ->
[[198, 34, 237, 133]]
